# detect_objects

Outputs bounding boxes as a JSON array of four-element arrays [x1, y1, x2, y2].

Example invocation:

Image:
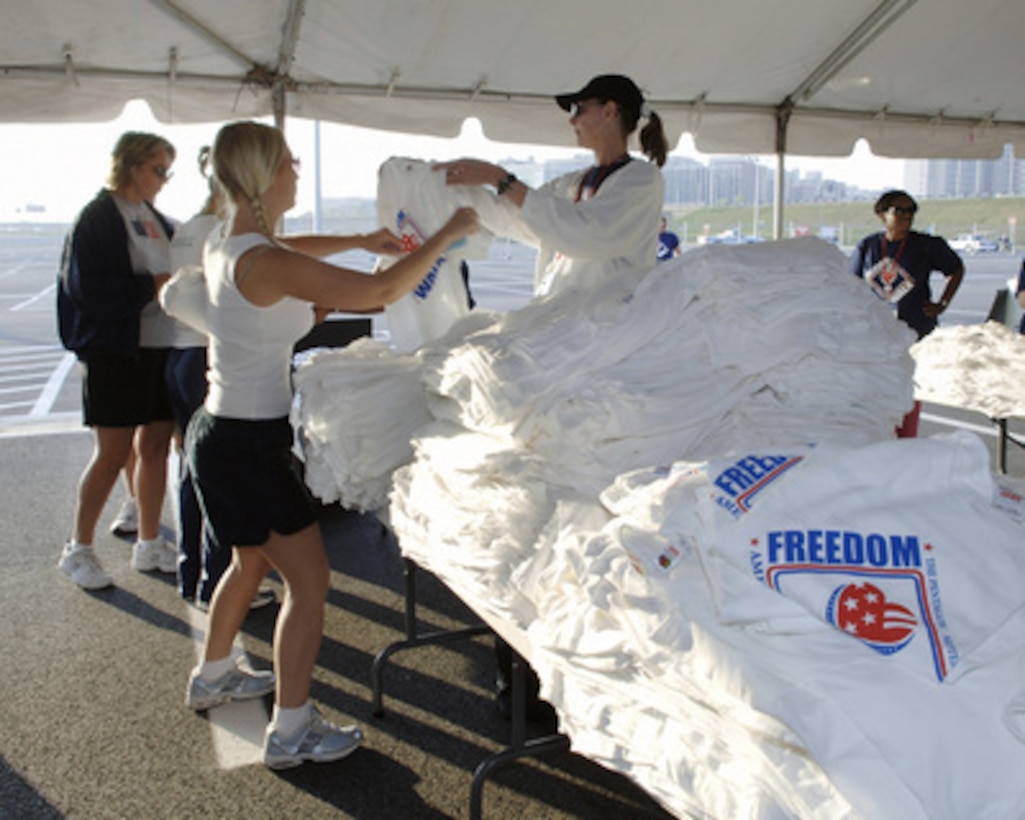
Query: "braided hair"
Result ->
[[210, 121, 286, 238]]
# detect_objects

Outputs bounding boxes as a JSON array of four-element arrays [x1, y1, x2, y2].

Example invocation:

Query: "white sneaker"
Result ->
[[131, 539, 178, 574], [193, 588, 276, 613], [58, 543, 113, 590], [109, 498, 138, 535], [250, 587, 277, 610]]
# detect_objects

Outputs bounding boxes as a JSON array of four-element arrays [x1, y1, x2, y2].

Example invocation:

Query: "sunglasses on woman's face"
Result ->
[[887, 205, 916, 216]]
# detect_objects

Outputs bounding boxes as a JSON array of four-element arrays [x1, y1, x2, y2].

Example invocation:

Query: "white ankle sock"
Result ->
[[198, 656, 236, 682], [137, 536, 163, 549], [272, 701, 312, 739], [69, 540, 91, 552]]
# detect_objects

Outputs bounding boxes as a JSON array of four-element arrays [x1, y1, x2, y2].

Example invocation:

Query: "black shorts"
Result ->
[[81, 348, 174, 427], [185, 408, 316, 548]]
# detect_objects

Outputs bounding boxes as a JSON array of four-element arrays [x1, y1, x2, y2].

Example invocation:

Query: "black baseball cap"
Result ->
[[555, 74, 644, 118]]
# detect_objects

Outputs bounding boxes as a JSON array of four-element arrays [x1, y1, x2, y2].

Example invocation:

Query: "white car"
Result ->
[[949, 234, 999, 254]]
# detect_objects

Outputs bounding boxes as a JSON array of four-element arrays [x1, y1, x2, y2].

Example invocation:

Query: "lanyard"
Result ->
[[881, 234, 908, 266], [575, 155, 632, 202]]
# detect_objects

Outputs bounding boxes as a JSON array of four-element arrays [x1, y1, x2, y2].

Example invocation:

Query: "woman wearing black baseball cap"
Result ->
[[437, 73, 669, 297], [437, 74, 669, 719]]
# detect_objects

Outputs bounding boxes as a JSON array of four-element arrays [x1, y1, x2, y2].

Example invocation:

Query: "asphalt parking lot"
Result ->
[[0, 427, 675, 819]]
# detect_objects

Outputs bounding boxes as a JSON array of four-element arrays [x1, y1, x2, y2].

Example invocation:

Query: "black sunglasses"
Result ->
[[887, 205, 916, 216]]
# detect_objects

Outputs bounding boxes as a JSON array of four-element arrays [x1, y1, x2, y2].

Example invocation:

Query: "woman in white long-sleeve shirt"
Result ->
[[437, 73, 669, 720], [437, 73, 669, 297], [166, 120, 477, 769]]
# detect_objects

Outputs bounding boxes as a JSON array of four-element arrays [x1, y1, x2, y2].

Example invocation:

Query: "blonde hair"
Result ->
[[210, 121, 287, 237], [106, 131, 176, 190]]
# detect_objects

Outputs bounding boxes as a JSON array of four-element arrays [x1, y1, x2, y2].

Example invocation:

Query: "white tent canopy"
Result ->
[[4, 0, 1024, 232], [5, 0, 1025, 157]]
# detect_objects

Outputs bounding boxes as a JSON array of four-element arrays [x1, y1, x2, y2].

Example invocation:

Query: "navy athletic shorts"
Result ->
[[185, 408, 316, 548], [81, 348, 174, 427]]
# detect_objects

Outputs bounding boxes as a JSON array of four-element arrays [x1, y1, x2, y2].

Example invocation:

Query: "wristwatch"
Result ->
[[496, 172, 517, 196]]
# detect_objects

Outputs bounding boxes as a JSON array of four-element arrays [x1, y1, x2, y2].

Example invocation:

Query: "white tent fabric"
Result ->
[[3, 0, 1025, 159]]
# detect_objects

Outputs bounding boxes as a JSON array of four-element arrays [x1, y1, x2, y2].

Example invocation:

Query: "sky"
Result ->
[[0, 99, 905, 223]]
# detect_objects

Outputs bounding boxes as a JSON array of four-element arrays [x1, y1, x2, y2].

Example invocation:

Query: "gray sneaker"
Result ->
[[131, 539, 178, 574], [186, 662, 275, 711], [263, 708, 363, 770], [58, 543, 114, 590]]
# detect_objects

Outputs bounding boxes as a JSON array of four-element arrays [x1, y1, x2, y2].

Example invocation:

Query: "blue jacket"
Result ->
[[57, 189, 175, 359]]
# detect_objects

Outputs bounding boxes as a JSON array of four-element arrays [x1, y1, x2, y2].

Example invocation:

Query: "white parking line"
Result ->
[[0, 350, 66, 364], [10, 282, 56, 311], [0, 382, 48, 394], [30, 352, 76, 417], [0, 344, 64, 354]]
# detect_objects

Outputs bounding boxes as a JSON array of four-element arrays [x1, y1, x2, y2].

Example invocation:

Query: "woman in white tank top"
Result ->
[[166, 120, 477, 769]]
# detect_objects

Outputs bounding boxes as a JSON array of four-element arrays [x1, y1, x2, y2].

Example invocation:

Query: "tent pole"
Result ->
[[273, 83, 286, 233], [273, 82, 286, 131], [773, 152, 785, 240], [773, 105, 792, 240], [314, 120, 323, 233]]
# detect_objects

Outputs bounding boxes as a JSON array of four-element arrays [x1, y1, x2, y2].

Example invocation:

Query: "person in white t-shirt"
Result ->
[[166, 120, 478, 769], [166, 147, 231, 608]]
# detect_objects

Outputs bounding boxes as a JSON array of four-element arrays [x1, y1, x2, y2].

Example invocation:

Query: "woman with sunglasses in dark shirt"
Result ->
[[57, 131, 181, 588], [850, 189, 964, 436]]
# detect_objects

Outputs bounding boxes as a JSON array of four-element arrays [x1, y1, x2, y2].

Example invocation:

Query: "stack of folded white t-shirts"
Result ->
[[388, 423, 556, 618], [522, 431, 1025, 819], [293, 311, 499, 511], [292, 337, 429, 511], [911, 319, 1025, 419], [382, 239, 918, 628], [297, 237, 916, 585], [421, 237, 915, 497]]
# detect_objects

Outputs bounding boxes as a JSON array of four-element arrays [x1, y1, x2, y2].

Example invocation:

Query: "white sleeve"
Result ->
[[520, 161, 664, 260], [159, 264, 209, 335]]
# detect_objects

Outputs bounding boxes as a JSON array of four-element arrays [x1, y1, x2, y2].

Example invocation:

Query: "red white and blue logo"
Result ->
[[396, 209, 445, 301], [754, 531, 955, 681], [825, 580, 917, 655]]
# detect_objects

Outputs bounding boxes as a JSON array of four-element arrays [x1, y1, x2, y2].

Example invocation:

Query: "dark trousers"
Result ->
[[166, 347, 228, 602]]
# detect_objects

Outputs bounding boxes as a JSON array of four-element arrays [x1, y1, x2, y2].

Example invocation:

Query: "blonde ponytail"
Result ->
[[210, 121, 286, 238]]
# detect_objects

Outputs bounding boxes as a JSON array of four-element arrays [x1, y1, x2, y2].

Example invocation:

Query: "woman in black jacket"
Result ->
[[57, 131, 180, 588]]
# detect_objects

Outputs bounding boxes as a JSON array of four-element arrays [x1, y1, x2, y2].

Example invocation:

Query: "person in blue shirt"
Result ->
[[656, 215, 681, 261], [850, 189, 964, 436]]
